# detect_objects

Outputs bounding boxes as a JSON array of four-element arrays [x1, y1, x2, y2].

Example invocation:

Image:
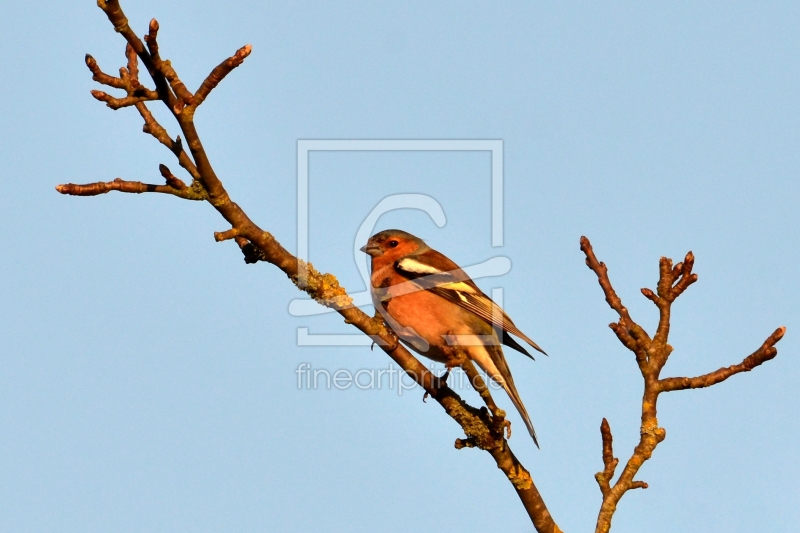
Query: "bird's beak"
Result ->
[[360, 243, 382, 256]]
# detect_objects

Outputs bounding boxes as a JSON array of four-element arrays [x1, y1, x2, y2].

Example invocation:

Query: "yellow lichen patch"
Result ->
[[183, 180, 209, 201], [506, 464, 533, 490], [294, 260, 354, 309], [442, 397, 496, 450]]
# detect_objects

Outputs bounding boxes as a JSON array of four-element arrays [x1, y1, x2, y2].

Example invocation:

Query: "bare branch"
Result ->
[[214, 228, 240, 242], [580, 236, 633, 323], [96, 0, 177, 108], [659, 326, 785, 392], [581, 236, 784, 533], [143, 18, 195, 114], [91, 89, 157, 109], [454, 437, 477, 449], [85, 54, 126, 89], [85, 51, 158, 103], [158, 163, 187, 190], [193, 44, 252, 107], [594, 418, 618, 498], [135, 103, 200, 180], [125, 43, 139, 88], [580, 236, 652, 357], [143, 18, 161, 62], [640, 287, 658, 303], [55, 176, 206, 200], [648, 252, 698, 347], [608, 321, 639, 354]]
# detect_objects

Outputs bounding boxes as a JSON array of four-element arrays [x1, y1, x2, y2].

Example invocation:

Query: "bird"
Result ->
[[360, 229, 545, 446]]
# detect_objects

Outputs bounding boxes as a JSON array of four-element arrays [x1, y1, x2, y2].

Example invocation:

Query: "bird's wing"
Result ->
[[394, 250, 546, 356]]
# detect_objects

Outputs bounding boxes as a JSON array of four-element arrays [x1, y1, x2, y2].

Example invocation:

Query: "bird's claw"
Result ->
[[501, 418, 512, 439], [488, 407, 511, 439], [385, 329, 401, 352]]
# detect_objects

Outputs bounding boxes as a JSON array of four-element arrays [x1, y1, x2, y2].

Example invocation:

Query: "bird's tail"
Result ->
[[500, 375, 539, 448], [471, 344, 539, 447]]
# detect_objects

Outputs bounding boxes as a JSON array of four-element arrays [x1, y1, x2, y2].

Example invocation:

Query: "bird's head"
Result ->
[[360, 229, 427, 263]]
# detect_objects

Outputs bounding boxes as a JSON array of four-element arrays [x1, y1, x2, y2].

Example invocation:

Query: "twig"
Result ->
[[135, 104, 200, 180], [158, 163, 187, 190], [84, 54, 126, 89], [659, 326, 785, 392], [97, 0, 176, 108], [90, 90, 157, 109], [594, 418, 618, 498], [144, 18, 195, 113], [56, 175, 206, 201], [214, 228, 240, 242], [193, 44, 252, 107]]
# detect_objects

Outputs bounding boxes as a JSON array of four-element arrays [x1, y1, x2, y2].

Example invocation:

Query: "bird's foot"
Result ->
[[500, 418, 512, 439], [487, 407, 511, 439], [384, 329, 401, 353]]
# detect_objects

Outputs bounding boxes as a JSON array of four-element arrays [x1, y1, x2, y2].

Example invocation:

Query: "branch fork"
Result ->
[[581, 236, 784, 533]]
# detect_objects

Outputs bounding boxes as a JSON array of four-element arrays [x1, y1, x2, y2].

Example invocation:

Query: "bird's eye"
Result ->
[[389, 240, 399, 248]]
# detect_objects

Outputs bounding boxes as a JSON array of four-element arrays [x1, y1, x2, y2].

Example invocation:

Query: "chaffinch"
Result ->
[[361, 229, 545, 446]]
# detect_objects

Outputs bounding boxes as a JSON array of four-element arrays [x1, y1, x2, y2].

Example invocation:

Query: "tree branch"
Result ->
[[659, 327, 785, 392], [144, 18, 195, 113], [56, 173, 206, 201], [90, 89, 158, 109], [580, 236, 652, 360], [580, 236, 784, 533], [594, 418, 619, 499], [58, 4, 562, 532], [192, 44, 252, 108], [97, 0, 176, 109]]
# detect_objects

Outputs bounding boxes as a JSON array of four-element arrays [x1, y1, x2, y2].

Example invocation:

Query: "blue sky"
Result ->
[[1, 2, 797, 532]]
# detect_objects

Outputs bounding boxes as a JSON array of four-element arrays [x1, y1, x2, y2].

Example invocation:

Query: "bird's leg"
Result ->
[[461, 360, 512, 438], [424, 334, 469, 403], [461, 360, 500, 412], [372, 307, 402, 352], [423, 340, 462, 402]]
